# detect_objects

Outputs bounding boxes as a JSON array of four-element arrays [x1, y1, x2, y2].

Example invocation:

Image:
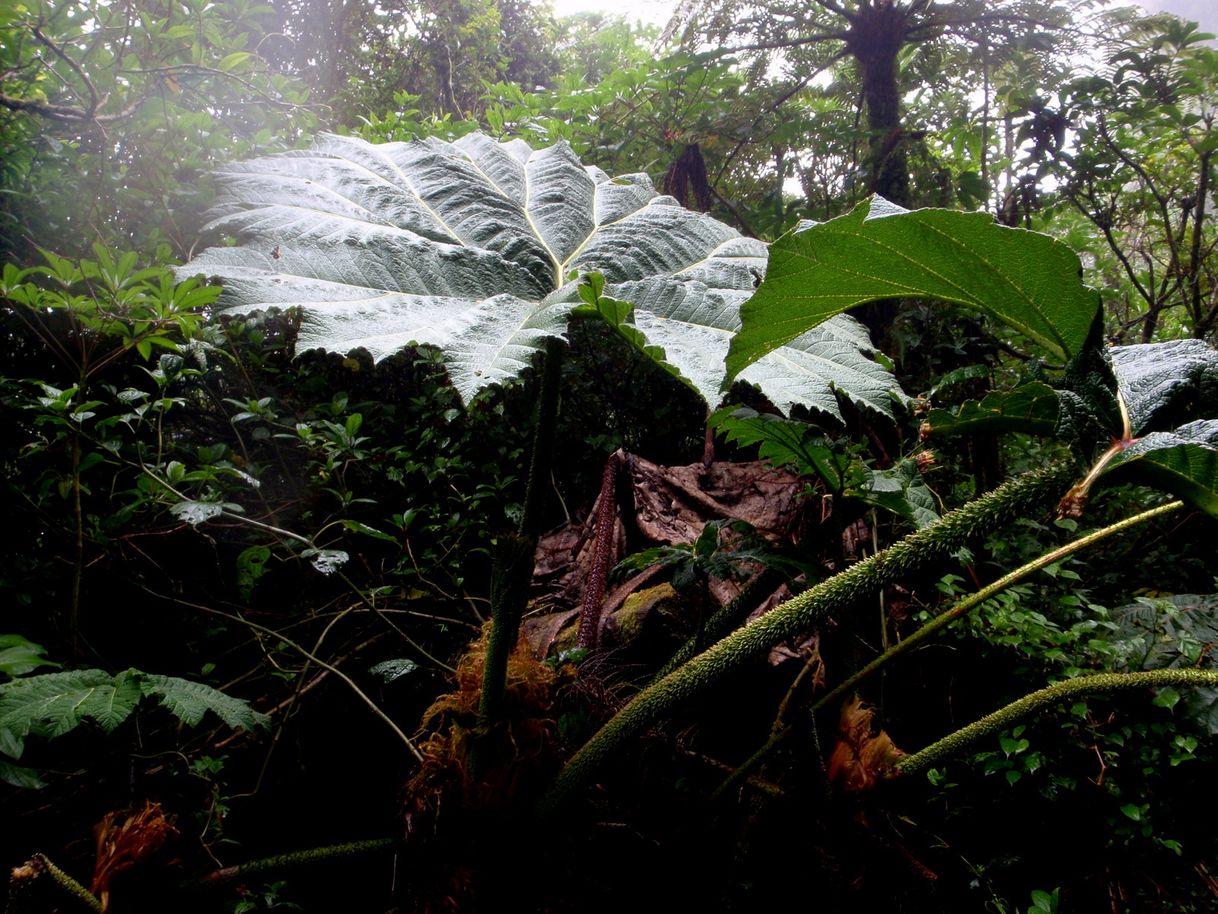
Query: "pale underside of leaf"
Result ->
[[1102, 420, 1218, 517], [737, 327, 902, 420], [610, 272, 899, 420], [185, 133, 897, 412]]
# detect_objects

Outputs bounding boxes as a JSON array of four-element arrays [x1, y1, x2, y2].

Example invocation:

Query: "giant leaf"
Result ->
[[184, 133, 899, 414], [580, 272, 902, 421], [1099, 420, 1218, 518], [726, 196, 1101, 383], [1110, 339, 1218, 436], [921, 382, 1060, 439]]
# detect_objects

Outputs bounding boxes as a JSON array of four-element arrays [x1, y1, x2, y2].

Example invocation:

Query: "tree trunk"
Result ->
[[847, 0, 910, 206], [846, 1, 911, 348]]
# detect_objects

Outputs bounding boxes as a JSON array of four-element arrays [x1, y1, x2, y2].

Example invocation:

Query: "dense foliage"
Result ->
[[2, 1, 1218, 912]]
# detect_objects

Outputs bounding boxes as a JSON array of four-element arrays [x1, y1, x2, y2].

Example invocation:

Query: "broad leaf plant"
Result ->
[[174, 133, 1218, 812]]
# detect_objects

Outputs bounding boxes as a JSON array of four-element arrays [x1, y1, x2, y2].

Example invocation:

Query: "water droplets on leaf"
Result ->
[[369, 659, 419, 682], [170, 501, 224, 525], [303, 548, 349, 574]]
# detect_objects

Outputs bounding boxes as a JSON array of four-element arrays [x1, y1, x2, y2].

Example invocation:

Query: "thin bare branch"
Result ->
[[32, 25, 102, 116], [807, 0, 853, 22], [725, 30, 852, 54], [153, 590, 424, 763]]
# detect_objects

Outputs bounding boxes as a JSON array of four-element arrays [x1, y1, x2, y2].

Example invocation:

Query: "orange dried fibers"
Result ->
[[826, 696, 906, 793], [405, 625, 559, 828], [90, 801, 178, 911]]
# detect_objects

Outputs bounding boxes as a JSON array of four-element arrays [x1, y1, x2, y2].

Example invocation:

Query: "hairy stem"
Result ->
[[69, 430, 83, 657], [190, 838, 397, 889], [7, 854, 102, 913], [520, 336, 564, 540], [539, 461, 1074, 814], [711, 499, 1184, 796], [652, 567, 786, 684], [478, 532, 536, 732], [477, 336, 563, 738], [899, 668, 1218, 776], [577, 450, 623, 651], [812, 499, 1184, 714]]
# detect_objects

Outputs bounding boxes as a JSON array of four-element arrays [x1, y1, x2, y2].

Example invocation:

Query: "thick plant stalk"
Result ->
[[811, 499, 1185, 715], [190, 838, 397, 889], [539, 461, 1075, 814], [70, 431, 84, 657], [7, 854, 102, 913], [478, 337, 564, 733], [652, 567, 786, 684], [712, 499, 1185, 796], [899, 668, 1218, 776], [577, 450, 624, 651], [520, 337, 565, 540], [478, 531, 536, 731]]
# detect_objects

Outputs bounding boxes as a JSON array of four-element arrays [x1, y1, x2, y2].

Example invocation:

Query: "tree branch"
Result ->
[[726, 30, 852, 54], [32, 25, 102, 117]]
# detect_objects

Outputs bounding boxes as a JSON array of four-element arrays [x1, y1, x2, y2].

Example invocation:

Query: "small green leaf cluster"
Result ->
[[711, 406, 939, 529], [616, 518, 801, 593]]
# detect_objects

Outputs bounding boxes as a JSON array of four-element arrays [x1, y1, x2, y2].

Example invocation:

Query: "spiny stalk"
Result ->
[[899, 669, 1218, 775], [540, 461, 1075, 814]]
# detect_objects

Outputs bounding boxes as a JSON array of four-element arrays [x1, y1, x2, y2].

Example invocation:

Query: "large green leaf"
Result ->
[[0, 668, 267, 764], [184, 133, 896, 413], [141, 673, 269, 731], [856, 460, 940, 529], [1101, 420, 1218, 517], [0, 670, 141, 747], [726, 196, 1101, 383], [921, 382, 1061, 439], [1110, 339, 1218, 435], [0, 634, 58, 680]]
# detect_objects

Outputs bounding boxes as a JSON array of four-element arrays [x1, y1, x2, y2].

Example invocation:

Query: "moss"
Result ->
[[614, 584, 679, 640]]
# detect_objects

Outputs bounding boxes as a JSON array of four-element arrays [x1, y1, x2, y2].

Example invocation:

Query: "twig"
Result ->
[[32, 26, 101, 116], [146, 589, 423, 763]]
